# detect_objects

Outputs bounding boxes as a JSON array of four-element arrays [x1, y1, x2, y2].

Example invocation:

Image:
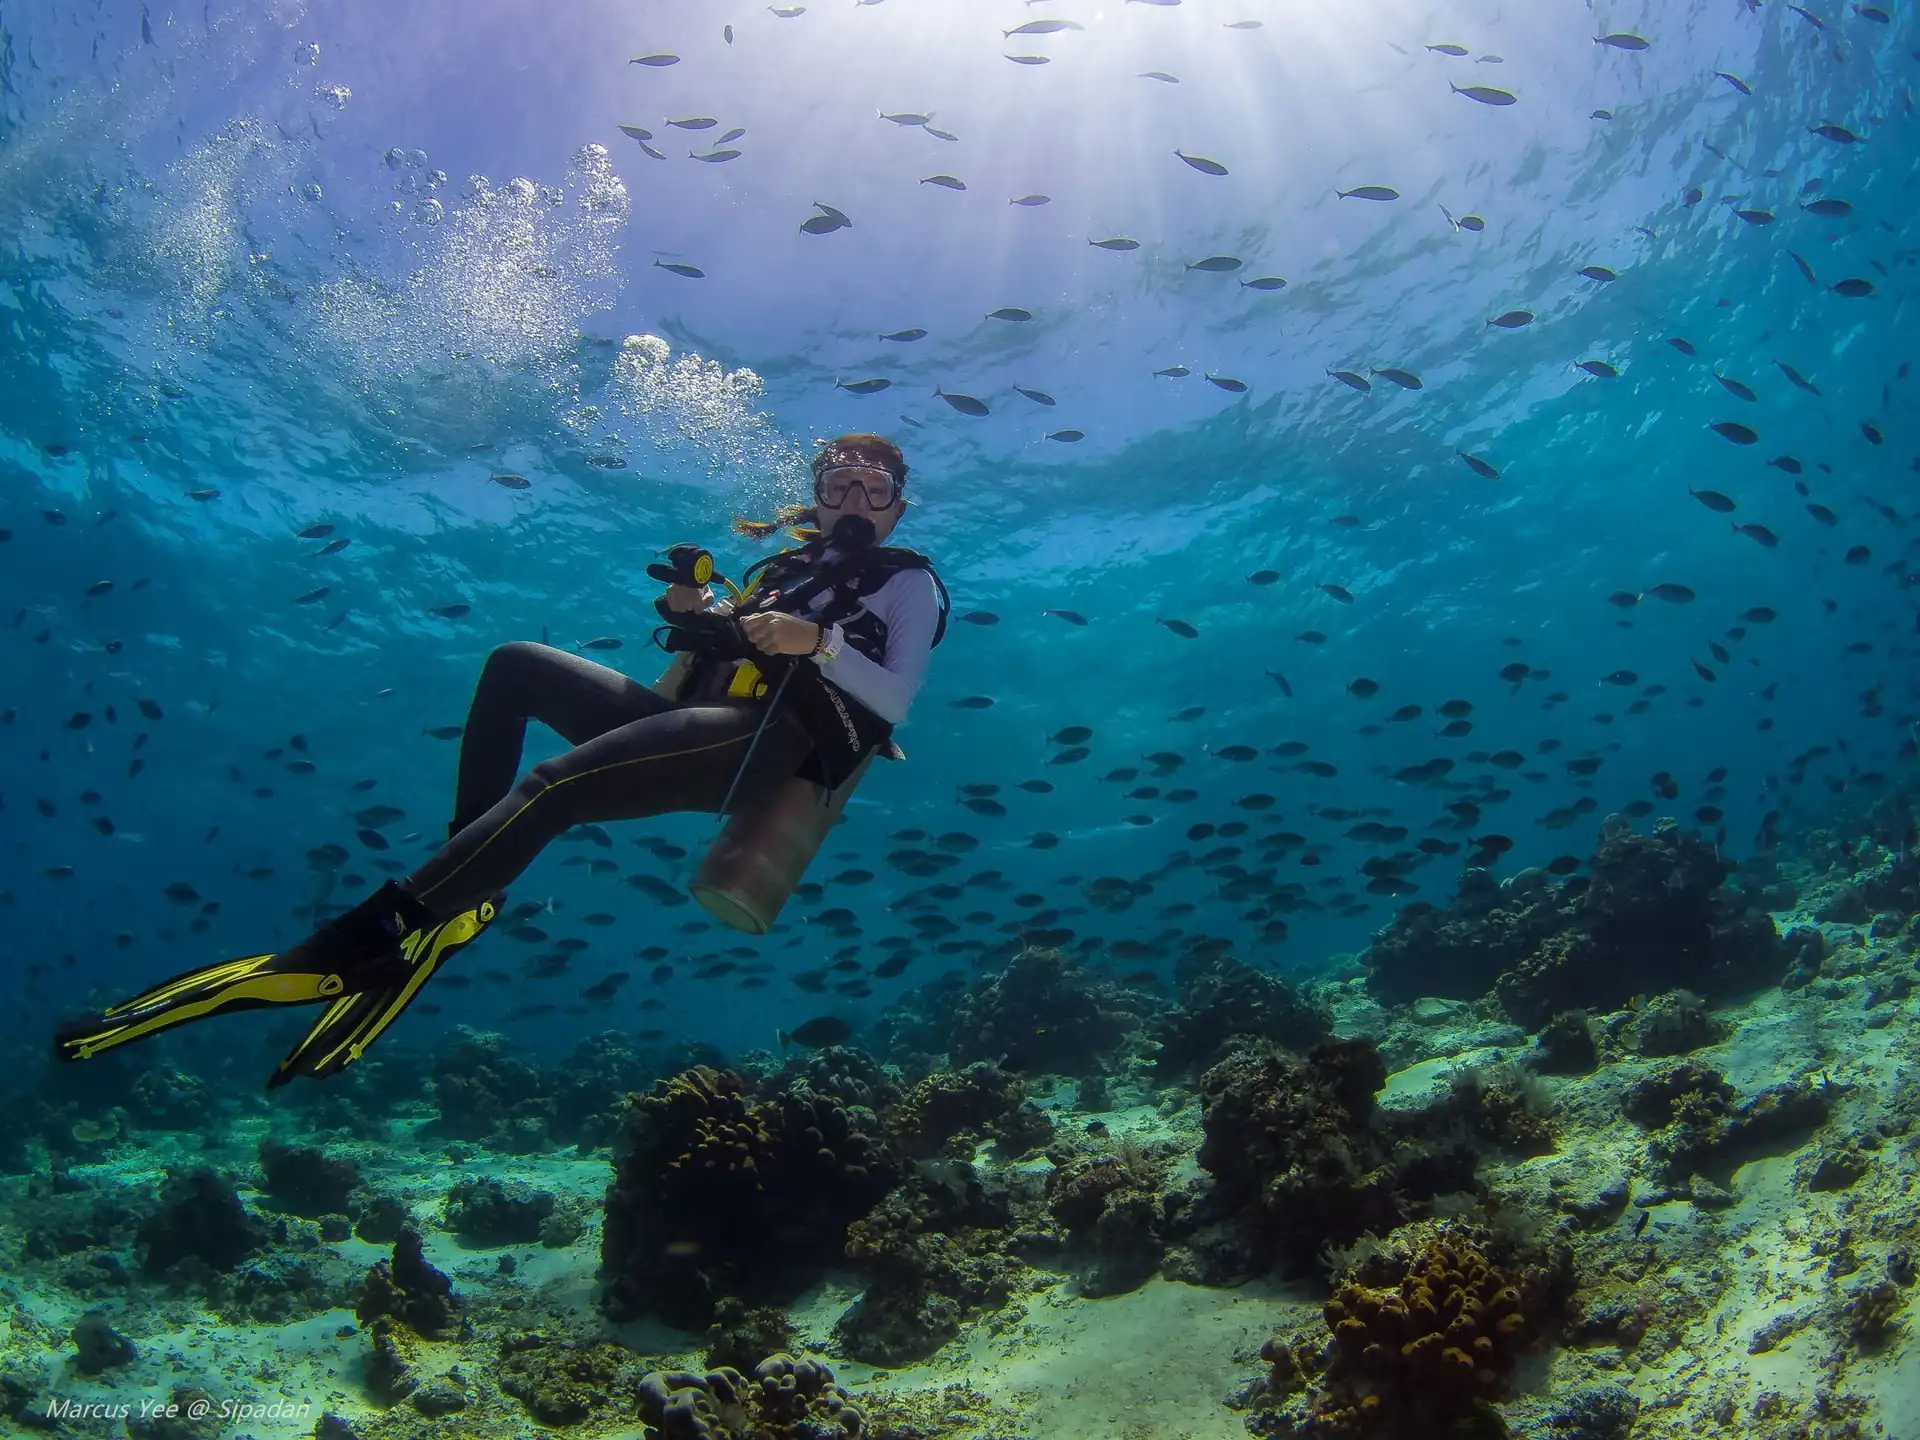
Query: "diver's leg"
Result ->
[[267, 703, 806, 1086], [266, 702, 805, 1086], [451, 641, 680, 834], [410, 705, 813, 919], [56, 644, 661, 1068]]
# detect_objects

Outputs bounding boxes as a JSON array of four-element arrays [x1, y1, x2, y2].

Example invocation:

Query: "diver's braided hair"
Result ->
[[733, 433, 909, 542]]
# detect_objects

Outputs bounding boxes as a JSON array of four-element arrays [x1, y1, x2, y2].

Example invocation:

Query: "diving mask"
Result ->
[[814, 464, 901, 509]]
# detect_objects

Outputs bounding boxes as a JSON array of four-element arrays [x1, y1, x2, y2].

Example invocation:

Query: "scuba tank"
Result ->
[[646, 539, 908, 934], [688, 751, 881, 934]]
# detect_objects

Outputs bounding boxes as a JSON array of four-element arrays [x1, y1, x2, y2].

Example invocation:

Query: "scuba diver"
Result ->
[[53, 433, 948, 1088]]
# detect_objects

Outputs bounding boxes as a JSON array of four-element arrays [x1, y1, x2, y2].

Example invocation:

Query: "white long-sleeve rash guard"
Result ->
[[709, 550, 940, 725]]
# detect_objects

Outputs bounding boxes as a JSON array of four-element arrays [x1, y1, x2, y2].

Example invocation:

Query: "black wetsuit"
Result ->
[[403, 542, 948, 922], [405, 640, 813, 919]]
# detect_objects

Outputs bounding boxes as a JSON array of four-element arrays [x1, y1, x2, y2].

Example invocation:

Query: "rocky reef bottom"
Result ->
[[4, 881, 1920, 1439]]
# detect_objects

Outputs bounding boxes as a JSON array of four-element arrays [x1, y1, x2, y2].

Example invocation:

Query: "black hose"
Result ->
[[715, 661, 796, 822]]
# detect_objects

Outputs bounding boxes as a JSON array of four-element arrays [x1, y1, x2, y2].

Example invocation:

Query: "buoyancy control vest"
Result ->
[[678, 539, 950, 788]]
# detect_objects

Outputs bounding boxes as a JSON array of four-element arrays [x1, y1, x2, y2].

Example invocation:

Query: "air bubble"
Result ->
[[622, 334, 672, 365], [301, 182, 324, 202], [583, 177, 629, 214], [412, 198, 444, 226], [317, 84, 351, 111]]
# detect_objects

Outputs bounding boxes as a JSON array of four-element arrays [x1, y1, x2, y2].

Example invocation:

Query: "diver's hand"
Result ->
[[741, 609, 822, 657], [661, 583, 712, 614]]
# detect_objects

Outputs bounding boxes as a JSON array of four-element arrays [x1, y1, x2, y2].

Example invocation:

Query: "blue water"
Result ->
[[2, 0, 1915, 1068]]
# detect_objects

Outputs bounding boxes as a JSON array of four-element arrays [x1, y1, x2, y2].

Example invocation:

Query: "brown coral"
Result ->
[[1845, 1280, 1904, 1352], [1325, 1230, 1528, 1410], [651, 1067, 773, 1210], [1154, 953, 1334, 1077], [1264, 1221, 1572, 1440], [600, 1066, 903, 1330], [703, 1298, 797, 1373], [353, 1227, 455, 1336], [1628, 1065, 1832, 1185], [497, 1334, 638, 1426], [1364, 818, 1788, 1029], [635, 1353, 864, 1440], [944, 946, 1150, 1076], [834, 1161, 1028, 1366], [886, 1062, 1052, 1160], [1195, 1040, 1465, 1280], [1044, 1143, 1180, 1296]]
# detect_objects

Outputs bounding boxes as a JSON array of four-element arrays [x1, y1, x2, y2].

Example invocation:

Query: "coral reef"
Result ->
[[278, 1054, 426, 1137], [71, 1310, 136, 1374], [1844, 1279, 1905, 1351], [1623, 1061, 1833, 1188], [1426, 1064, 1558, 1158], [497, 1334, 640, 1426], [1778, 924, 1829, 991], [1837, 807, 1920, 919], [1044, 1140, 1187, 1296], [836, 1160, 1033, 1366], [429, 1029, 557, 1153], [136, 1166, 266, 1278], [1801, 1143, 1871, 1192], [1620, 989, 1724, 1057], [208, 1251, 340, 1327], [600, 1065, 901, 1330], [123, 1385, 225, 1440], [1508, 1384, 1639, 1440], [1733, 847, 1799, 914], [549, 1031, 660, 1150], [257, 1138, 360, 1218], [355, 1226, 456, 1336], [1362, 867, 1567, 1009], [636, 1354, 865, 1440], [349, 1190, 411, 1245], [1528, 1010, 1598, 1075], [1247, 1220, 1574, 1440], [123, 1065, 221, 1133], [1191, 1040, 1480, 1282], [1364, 818, 1788, 1028], [19, 1172, 145, 1270], [0, 1370, 52, 1434], [363, 1318, 420, 1404], [886, 1061, 1053, 1161], [943, 946, 1150, 1076], [407, 1377, 470, 1417], [442, 1177, 556, 1246], [1619, 1058, 1735, 1128], [869, 970, 968, 1066], [703, 1298, 797, 1373], [1152, 953, 1333, 1077], [354, 1229, 465, 1411], [774, 1045, 904, 1113]]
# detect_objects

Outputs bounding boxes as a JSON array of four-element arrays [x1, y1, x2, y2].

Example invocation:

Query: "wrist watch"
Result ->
[[811, 622, 843, 663]]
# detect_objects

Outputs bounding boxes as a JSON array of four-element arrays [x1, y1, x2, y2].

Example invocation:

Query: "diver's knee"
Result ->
[[499, 762, 575, 834], [522, 757, 574, 798], [481, 640, 550, 690], [488, 639, 548, 671]]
